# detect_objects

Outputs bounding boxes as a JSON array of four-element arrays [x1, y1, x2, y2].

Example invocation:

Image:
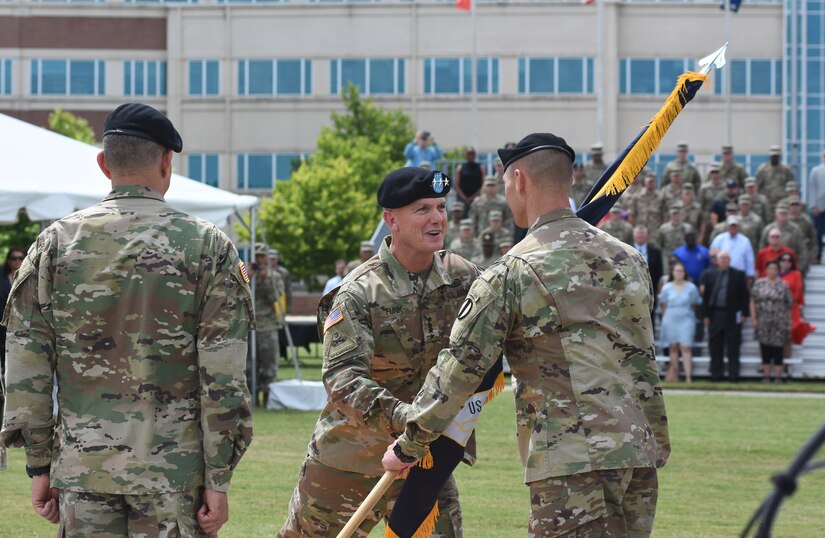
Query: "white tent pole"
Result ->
[[250, 207, 258, 403]]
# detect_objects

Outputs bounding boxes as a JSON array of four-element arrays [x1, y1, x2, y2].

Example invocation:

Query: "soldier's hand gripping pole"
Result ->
[[336, 470, 399, 538]]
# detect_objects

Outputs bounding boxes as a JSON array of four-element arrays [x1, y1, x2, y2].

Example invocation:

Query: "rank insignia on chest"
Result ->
[[239, 261, 250, 283], [324, 307, 344, 334]]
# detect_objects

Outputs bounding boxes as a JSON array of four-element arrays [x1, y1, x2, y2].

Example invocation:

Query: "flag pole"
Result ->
[[724, 0, 732, 145], [470, 0, 478, 149], [336, 470, 399, 538]]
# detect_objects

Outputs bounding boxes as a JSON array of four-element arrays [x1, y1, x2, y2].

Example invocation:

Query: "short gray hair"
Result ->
[[103, 134, 165, 172]]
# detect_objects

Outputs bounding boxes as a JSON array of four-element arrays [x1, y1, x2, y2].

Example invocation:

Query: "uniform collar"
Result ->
[[529, 207, 576, 232], [102, 184, 166, 203], [378, 236, 452, 297]]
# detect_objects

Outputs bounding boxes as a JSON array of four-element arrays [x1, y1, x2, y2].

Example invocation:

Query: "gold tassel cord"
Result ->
[[484, 371, 506, 404], [592, 72, 708, 201], [384, 503, 440, 538]]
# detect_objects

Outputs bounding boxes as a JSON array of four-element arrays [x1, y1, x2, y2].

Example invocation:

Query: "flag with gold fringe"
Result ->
[[577, 43, 727, 224], [382, 44, 727, 538]]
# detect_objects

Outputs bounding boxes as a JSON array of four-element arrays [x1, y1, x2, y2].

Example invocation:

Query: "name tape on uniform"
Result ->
[[442, 390, 489, 447]]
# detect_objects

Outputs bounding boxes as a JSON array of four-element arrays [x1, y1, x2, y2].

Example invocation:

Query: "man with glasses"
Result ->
[[756, 230, 798, 278]]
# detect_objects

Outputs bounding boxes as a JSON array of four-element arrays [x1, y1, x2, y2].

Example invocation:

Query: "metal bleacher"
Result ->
[[655, 265, 825, 380]]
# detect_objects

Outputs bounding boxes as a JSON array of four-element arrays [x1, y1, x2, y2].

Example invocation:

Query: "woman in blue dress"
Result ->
[[659, 261, 702, 383]]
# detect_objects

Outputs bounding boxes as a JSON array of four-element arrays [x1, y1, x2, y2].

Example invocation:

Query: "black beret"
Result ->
[[497, 133, 576, 171], [103, 103, 183, 153], [377, 167, 451, 209]]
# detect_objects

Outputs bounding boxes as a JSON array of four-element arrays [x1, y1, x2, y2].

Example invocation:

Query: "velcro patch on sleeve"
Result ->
[[323, 306, 344, 334]]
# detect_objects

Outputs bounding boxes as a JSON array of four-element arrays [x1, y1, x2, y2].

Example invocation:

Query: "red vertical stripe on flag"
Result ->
[[583, 0, 596, 4], [456, 0, 471, 11]]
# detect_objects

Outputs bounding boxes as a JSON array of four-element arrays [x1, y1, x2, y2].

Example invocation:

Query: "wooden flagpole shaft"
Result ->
[[336, 470, 399, 538]]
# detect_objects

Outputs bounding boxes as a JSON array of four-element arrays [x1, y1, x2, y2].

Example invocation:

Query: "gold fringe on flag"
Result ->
[[592, 71, 708, 201], [384, 503, 440, 538], [418, 446, 433, 469], [484, 371, 506, 404]]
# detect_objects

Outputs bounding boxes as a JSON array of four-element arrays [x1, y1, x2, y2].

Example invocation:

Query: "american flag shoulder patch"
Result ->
[[324, 307, 344, 333], [239, 261, 250, 283]]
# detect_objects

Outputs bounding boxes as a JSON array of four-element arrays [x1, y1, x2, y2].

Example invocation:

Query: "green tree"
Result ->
[[48, 108, 96, 144], [255, 86, 415, 287]]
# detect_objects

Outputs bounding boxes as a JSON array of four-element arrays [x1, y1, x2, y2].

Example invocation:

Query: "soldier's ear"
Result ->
[[97, 151, 113, 180], [382, 209, 398, 232]]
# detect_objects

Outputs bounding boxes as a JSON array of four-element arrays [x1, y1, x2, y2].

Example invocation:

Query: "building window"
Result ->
[[423, 57, 499, 95], [330, 58, 405, 95], [188, 154, 219, 188], [237, 60, 312, 96], [714, 59, 781, 96], [189, 60, 220, 96], [1, 59, 11, 95], [236, 153, 306, 190], [124, 60, 166, 96], [518, 57, 594, 94], [30, 59, 105, 96]]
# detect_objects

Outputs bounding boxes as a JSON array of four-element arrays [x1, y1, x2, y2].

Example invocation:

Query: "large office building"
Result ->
[[0, 0, 821, 197]]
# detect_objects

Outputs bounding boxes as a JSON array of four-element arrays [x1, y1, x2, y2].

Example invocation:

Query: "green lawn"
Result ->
[[1, 390, 824, 536]]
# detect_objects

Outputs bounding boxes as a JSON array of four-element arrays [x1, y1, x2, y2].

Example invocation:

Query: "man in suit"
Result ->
[[701, 251, 750, 381], [633, 226, 663, 330]]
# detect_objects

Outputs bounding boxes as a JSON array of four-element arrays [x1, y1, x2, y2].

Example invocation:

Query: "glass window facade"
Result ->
[[1, 59, 10, 95], [423, 57, 499, 95], [188, 154, 219, 188], [330, 58, 405, 95], [124, 60, 167, 96], [238, 59, 312, 96], [518, 57, 593, 94], [236, 153, 306, 189], [189, 60, 220, 96], [30, 59, 105, 96]]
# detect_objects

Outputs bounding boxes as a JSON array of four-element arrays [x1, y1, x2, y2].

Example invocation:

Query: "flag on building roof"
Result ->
[[456, 0, 471, 11]]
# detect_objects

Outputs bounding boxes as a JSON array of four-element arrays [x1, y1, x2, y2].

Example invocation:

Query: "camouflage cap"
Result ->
[[770, 145, 782, 155], [727, 215, 741, 225], [722, 144, 733, 152], [360, 241, 375, 252], [787, 195, 802, 205], [677, 141, 688, 151], [725, 202, 739, 212], [498, 239, 513, 249], [269, 248, 280, 258], [738, 194, 752, 204], [450, 201, 464, 212], [744, 176, 756, 185], [489, 209, 503, 220], [460, 218, 473, 230], [483, 175, 498, 186], [776, 202, 790, 212], [481, 232, 495, 246], [590, 142, 603, 153], [669, 202, 683, 213], [681, 183, 695, 192], [708, 163, 720, 172], [785, 181, 799, 191], [669, 169, 683, 177]]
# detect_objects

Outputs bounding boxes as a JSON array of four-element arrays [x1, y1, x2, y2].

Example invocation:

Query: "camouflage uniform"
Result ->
[[480, 226, 514, 249], [469, 194, 512, 235], [756, 163, 795, 213], [0, 185, 254, 535], [275, 264, 293, 313], [661, 183, 683, 209], [279, 238, 480, 537], [657, 221, 692, 271], [397, 208, 670, 537], [449, 237, 481, 261], [681, 200, 703, 236], [662, 160, 701, 190], [738, 212, 765, 253], [598, 218, 634, 245], [251, 268, 285, 396], [445, 219, 464, 250], [698, 180, 726, 216], [748, 192, 772, 224], [790, 212, 818, 269], [719, 161, 748, 188], [630, 191, 666, 239], [582, 162, 607, 196]]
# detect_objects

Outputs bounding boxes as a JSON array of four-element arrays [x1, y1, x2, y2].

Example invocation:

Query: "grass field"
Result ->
[[1, 389, 824, 537]]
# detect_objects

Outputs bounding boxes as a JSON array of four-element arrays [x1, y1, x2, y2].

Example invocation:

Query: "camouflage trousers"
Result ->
[[528, 467, 659, 538], [278, 457, 462, 538], [58, 489, 206, 538], [247, 330, 279, 395]]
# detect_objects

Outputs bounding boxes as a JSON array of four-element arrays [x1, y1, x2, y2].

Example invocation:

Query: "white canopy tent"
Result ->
[[0, 113, 259, 227]]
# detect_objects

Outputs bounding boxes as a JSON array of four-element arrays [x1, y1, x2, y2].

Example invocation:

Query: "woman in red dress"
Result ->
[[778, 254, 815, 349]]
